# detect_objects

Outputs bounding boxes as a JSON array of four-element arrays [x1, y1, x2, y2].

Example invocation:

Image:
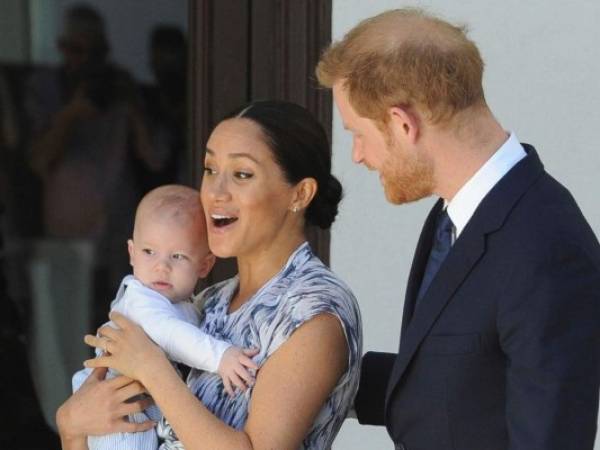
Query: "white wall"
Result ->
[[329, 1, 600, 449]]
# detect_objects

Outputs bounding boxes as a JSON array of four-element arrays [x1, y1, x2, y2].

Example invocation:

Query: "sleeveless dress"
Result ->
[[158, 242, 362, 449]]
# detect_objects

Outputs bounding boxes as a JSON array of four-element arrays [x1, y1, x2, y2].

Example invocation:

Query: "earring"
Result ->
[[292, 206, 299, 213]]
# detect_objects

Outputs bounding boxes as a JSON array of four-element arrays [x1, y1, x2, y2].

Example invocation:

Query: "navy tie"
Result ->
[[416, 209, 454, 306]]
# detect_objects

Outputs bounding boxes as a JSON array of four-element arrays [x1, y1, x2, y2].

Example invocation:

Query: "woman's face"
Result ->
[[200, 118, 298, 259]]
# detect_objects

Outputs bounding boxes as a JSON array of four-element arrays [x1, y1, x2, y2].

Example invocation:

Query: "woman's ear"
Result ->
[[290, 177, 318, 212]]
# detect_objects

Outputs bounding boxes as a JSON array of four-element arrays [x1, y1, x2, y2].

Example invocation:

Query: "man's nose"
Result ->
[[352, 143, 364, 164]]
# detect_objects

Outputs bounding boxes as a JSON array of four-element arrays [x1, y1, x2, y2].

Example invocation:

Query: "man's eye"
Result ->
[[235, 171, 253, 180], [142, 249, 154, 255]]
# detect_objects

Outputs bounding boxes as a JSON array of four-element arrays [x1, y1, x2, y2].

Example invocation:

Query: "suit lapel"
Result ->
[[400, 199, 444, 336], [385, 145, 545, 423], [385, 226, 487, 410]]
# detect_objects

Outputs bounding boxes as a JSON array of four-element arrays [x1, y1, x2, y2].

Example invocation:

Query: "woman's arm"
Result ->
[[244, 313, 348, 448], [86, 311, 348, 450], [56, 366, 155, 450]]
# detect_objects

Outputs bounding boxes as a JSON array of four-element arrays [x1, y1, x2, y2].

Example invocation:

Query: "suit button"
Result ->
[[395, 442, 407, 450]]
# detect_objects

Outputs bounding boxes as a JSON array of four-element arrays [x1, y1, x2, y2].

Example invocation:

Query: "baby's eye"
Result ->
[[142, 248, 154, 255], [234, 171, 253, 180], [172, 253, 188, 261]]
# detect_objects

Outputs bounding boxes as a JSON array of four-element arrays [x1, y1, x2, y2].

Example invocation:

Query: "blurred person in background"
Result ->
[[132, 25, 188, 193], [25, 3, 158, 327]]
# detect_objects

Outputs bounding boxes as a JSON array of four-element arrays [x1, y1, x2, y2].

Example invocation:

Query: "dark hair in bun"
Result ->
[[226, 100, 342, 229]]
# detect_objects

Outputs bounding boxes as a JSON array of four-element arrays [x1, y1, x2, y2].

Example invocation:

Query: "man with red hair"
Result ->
[[318, 8, 600, 450]]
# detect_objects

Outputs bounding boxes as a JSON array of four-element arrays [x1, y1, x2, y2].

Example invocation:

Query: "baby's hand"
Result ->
[[218, 346, 259, 397]]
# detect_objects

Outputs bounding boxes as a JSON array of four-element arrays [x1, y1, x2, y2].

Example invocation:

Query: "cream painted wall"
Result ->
[[329, 1, 600, 449]]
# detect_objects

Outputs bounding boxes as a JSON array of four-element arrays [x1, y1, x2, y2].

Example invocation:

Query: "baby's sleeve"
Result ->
[[122, 286, 231, 372]]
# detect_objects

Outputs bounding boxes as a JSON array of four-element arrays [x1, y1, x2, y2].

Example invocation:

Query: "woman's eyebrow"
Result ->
[[205, 148, 260, 164]]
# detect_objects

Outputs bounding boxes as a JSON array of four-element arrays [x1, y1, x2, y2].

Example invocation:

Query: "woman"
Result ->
[[57, 100, 362, 450]]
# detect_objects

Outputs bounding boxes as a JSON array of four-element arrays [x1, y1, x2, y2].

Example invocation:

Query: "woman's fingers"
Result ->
[[85, 332, 119, 355], [97, 324, 120, 340], [118, 395, 154, 417], [108, 311, 134, 329], [85, 334, 114, 353], [84, 355, 111, 369], [116, 416, 156, 433], [86, 366, 109, 382], [84, 333, 100, 348], [86, 314, 165, 381], [105, 373, 136, 389], [114, 379, 148, 403]]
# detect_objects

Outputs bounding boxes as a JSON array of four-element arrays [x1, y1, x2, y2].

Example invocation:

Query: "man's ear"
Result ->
[[388, 105, 420, 144], [197, 252, 216, 279], [127, 239, 135, 267]]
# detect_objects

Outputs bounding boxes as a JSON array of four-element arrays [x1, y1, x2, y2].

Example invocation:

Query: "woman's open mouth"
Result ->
[[211, 213, 238, 228]]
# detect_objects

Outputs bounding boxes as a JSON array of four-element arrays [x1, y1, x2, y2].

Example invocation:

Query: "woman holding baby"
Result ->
[[57, 100, 362, 450]]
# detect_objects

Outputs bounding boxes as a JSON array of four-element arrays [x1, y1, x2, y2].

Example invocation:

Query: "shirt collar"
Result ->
[[446, 132, 527, 238]]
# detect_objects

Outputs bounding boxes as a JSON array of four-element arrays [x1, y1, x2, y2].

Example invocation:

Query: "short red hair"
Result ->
[[317, 8, 486, 125]]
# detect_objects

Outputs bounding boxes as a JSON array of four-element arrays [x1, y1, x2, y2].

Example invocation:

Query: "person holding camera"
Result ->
[[25, 4, 154, 334], [27, 4, 136, 242]]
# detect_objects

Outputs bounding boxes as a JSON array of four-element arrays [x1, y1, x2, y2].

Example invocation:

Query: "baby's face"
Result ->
[[128, 216, 213, 302]]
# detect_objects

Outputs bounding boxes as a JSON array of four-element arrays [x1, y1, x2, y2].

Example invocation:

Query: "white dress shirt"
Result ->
[[446, 132, 527, 240]]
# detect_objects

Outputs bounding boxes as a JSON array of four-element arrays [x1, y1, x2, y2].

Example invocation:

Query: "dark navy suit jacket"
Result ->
[[355, 146, 600, 450]]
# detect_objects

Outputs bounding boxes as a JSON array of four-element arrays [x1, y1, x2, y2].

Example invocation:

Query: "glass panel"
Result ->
[[0, 1, 189, 444]]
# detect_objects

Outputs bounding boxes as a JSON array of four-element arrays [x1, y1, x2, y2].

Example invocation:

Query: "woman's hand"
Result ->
[[83, 312, 169, 383], [56, 367, 154, 447]]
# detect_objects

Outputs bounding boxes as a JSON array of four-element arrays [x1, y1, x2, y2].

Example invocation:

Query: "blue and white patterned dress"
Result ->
[[158, 242, 362, 450]]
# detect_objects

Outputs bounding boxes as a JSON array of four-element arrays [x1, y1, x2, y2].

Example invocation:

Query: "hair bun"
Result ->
[[306, 174, 343, 229]]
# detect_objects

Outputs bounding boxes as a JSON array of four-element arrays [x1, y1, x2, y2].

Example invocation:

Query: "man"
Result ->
[[317, 8, 600, 450]]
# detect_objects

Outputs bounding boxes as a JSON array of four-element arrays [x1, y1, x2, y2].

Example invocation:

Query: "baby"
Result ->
[[72, 184, 256, 450]]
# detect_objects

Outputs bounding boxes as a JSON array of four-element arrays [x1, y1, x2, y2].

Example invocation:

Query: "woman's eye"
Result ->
[[203, 164, 216, 175], [235, 171, 253, 180]]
